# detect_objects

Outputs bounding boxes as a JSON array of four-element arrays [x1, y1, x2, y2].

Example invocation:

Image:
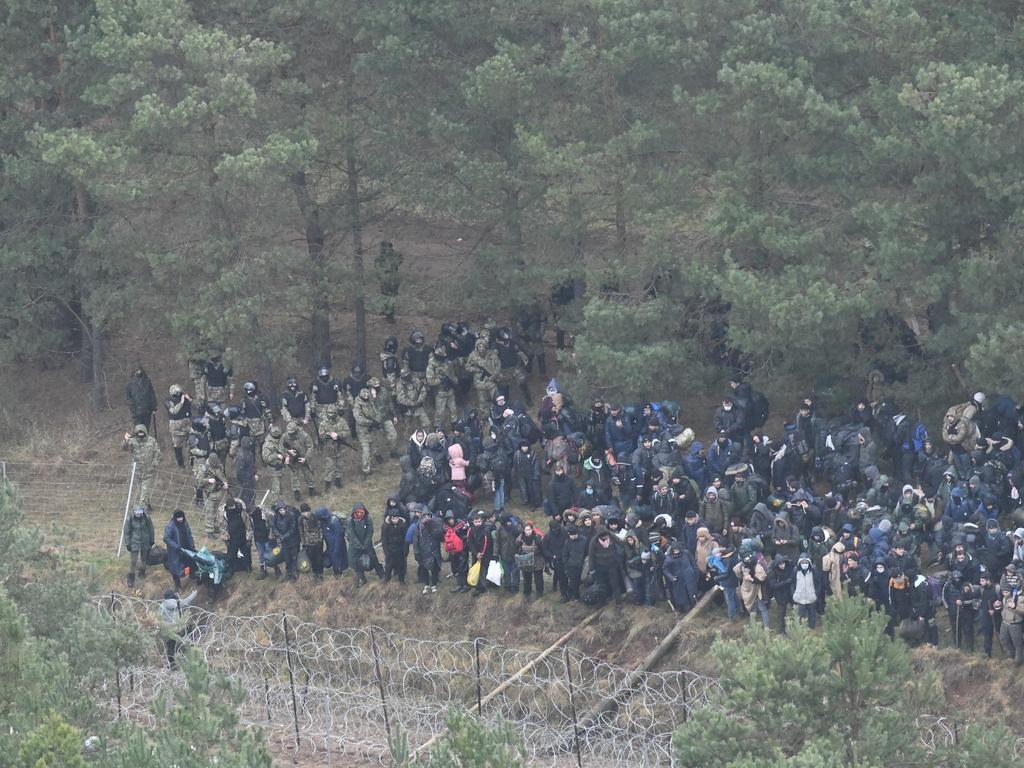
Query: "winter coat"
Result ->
[[271, 508, 299, 546], [348, 509, 375, 556], [770, 514, 800, 561], [821, 544, 845, 599], [299, 512, 324, 548], [496, 519, 523, 560], [563, 535, 589, 568], [791, 559, 825, 605], [316, 508, 348, 572], [467, 522, 493, 560], [604, 416, 636, 458], [123, 513, 155, 552], [546, 474, 578, 514], [694, 529, 716, 574], [663, 550, 700, 608], [516, 531, 546, 572], [700, 492, 732, 534], [381, 518, 409, 560], [235, 438, 257, 486], [448, 444, 470, 482], [543, 521, 567, 565], [163, 519, 195, 577], [126, 372, 157, 415], [768, 557, 795, 606], [413, 516, 444, 570], [733, 555, 769, 610]]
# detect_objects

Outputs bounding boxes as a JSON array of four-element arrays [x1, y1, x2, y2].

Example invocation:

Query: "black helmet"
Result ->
[[206, 402, 222, 417], [225, 405, 242, 420], [384, 336, 398, 353], [496, 328, 511, 343], [243, 381, 256, 394], [351, 362, 364, 377], [410, 329, 425, 345], [317, 366, 330, 378], [191, 417, 207, 432], [441, 322, 456, 338], [287, 376, 298, 389]]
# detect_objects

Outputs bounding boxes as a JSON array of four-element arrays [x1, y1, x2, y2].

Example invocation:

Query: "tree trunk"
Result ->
[[346, 141, 367, 368], [89, 322, 106, 413], [614, 178, 627, 258], [292, 172, 330, 368]]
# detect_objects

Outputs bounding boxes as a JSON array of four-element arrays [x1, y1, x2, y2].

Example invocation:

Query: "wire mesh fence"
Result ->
[[95, 595, 1024, 767]]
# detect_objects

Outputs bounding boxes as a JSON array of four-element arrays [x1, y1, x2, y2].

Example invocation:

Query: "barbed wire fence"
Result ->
[[95, 595, 1024, 767]]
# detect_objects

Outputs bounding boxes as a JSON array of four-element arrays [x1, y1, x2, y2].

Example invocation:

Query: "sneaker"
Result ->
[[430, 585, 438, 593], [422, 585, 430, 595]]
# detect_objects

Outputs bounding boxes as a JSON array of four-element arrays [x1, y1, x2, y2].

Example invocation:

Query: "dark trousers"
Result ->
[[426, 561, 441, 587], [550, 562, 567, 597], [283, 540, 299, 576], [522, 569, 543, 597], [451, 552, 468, 585], [474, 555, 491, 593], [227, 536, 252, 572], [566, 564, 583, 599], [385, 554, 407, 583], [948, 607, 975, 651], [979, 611, 1000, 657], [165, 638, 180, 669], [304, 544, 324, 575]]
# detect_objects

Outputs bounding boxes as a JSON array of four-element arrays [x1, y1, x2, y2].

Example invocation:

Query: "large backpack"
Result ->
[[911, 423, 929, 452], [444, 526, 465, 555]]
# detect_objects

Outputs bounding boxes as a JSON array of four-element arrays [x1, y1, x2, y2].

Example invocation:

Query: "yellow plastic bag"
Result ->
[[466, 560, 481, 587]]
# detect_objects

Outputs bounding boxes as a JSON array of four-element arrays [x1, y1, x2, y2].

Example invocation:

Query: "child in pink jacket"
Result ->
[[448, 443, 470, 489]]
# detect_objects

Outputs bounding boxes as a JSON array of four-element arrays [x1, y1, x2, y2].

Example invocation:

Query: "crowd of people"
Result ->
[[119, 318, 1024, 663]]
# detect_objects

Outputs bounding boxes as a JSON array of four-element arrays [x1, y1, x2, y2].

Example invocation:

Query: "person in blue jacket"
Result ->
[[163, 508, 195, 590], [662, 541, 699, 612], [316, 506, 348, 576]]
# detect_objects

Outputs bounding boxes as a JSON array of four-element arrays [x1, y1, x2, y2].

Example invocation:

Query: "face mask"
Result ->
[[800, 563, 810, 571], [723, 404, 732, 411]]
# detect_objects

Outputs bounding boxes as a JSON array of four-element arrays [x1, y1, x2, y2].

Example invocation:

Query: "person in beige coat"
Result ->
[[821, 541, 846, 602]]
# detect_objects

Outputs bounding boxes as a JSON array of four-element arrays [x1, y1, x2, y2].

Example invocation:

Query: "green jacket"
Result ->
[[123, 514, 155, 552]]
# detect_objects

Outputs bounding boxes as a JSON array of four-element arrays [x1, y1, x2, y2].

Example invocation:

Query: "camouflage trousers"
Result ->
[[403, 406, 432, 430], [207, 385, 230, 405], [136, 468, 156, 509], [246, 417, 266, 443], [474, 380, 497, 411], [320, 443, 345, 485], [168, 418, 190, 449], [264, 465, 283, 501], [191, 456, 208, 490], [358, 430, 379, 474], [287, 459, 315, 492], [434, 387, 458, 426], [203, 487, 226, 537]]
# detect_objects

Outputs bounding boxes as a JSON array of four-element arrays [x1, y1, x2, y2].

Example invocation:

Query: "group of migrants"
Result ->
[[121, 319, 1024, 662]]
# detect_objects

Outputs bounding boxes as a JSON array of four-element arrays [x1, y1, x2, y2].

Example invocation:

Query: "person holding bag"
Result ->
[[516, 520, 546, 602]]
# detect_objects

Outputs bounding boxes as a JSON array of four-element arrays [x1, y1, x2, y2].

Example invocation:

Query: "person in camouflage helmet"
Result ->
[[353, 388, 382, 475], [239, 381, 272, 447], [396, 369, 431, 430], [466, 337, 500, 411], [187, 417, 211, 506], [261, 424, 286, 500], [318, 403, 349, 493], [200, 453, 229, 539], [368, 377, 400, 456], [203, 346, 233, 404], [165, 384, 192, 468], [494, 327, 532, 405], [283, 420, 316, 501], [122, 423, 161, 510], [374, 240, 404, 323], [426, 342, 458, 427]]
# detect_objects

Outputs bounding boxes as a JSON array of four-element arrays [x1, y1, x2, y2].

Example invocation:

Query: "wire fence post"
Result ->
[[370, 627, 393, 745], [282, 615, 301, 751], [1, 461, 6, 483], [563, 646, 583, 768], [264, 679, 273, 724], [111, 592, 122, 719], [116, 461, 137, 557], [474, 638, 483, 715]]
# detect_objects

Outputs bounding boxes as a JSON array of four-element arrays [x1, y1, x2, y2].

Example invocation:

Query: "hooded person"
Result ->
[[413, 508, 444, 592], [768, 555, 795, 633], [770, 509, 800, 561], [316, 506, 348, 576], [163, 509, 195, 589], [588, 527, 627, 600], [663, 541, 700, 612], [123, 504, 155, 588], [516, 519, 546, 601], [821, 540, 846, 602], [694, 526, 716, 579], [381, 504, 410, 583], [700, 486, 732, 536], [792, 553, 825, 629], [733, 549, 770, 628], [348, 503, 384, 585]]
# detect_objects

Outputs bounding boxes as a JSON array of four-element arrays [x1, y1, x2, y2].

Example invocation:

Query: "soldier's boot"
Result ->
[[274, 566, 282, 578], [194, 487, 204, 507], [308, 486, 318, 498], [126, 572, 135, 588], [138, 567, 146, 578], [325, 481, 332, 494], [294, 490, 301, 502], [256, 565, 268, 580], [174, 447, 185, 467]]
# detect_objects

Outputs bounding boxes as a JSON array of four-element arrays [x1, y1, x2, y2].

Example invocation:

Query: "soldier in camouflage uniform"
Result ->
[[200, 453, 229, 539], [396, 370, 431, 430], [374, 240, 404, 323], [122, 423, 161, 510], [466, 337, 500, 411], [310, 365, 344, 438], [368, 377, 400, 456], [426, 342, 458, 427], [165, 384, 192, 468], [283, 420, 316, 502], [516, 303, 548, 377], [380, 336, 400, 380], [203, 347, 233, 404], [494, 327, 532, 404], [205, 402, 230, 463], [225, 405, 250, 458], [187, 348, 207, 410], [187, 418, 211, 506], [240, 381, 271, 447], [353, 388, 383, 475], [261, 424, 286, 500], [317, 404, 349, 492]]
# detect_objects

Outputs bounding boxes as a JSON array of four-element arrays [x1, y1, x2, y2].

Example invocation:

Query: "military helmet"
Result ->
[[496, 328, 512, 343], [286, 376, 298, 389], [317, 366, 330, 378], [191, 417, 207, 432], [243, 381, 256, 394], [134, 424, 148, 437], [207, 402, 222, 417], [474, 338, 488, 353], [352, 362, 364, 377], [286, 420, 300, 433], [384, 336, 398, 353], [410, 329, 425, 345], [325, 404, 340, 416], [225, 405, 242, 420], [270, 425, 283, 438], [367, 377, 381, 388], [169, 384, 183, 396], [359, 388, 371, 400]]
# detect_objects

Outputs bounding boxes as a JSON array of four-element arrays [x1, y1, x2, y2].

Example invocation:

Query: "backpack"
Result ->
[[444, 526, 465, 555], [748, 390, 770, 429], [911, 423, 929, 452], [926, 575, 945, 609]]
